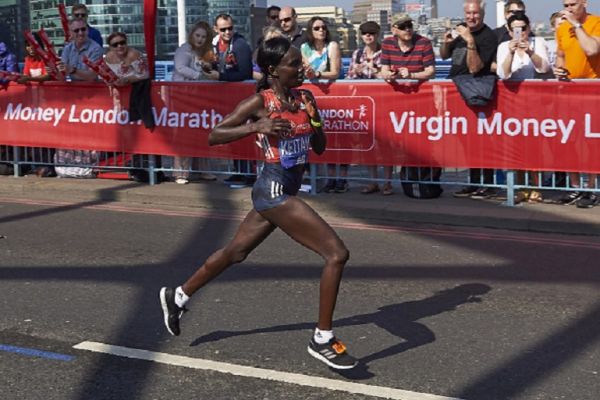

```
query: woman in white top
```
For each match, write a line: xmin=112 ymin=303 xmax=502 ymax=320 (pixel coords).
xmin=171 ymin=21 xmax=219 ymax=183
xmin=497 ymin=13 xmax=550 ymax=80
xmin=496 ymin=13 xmax=550 ymax=203
xmin=104 ymin=32 xmax=148 ymax=85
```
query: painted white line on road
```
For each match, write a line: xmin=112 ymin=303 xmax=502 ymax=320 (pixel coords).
xmin=74 ymin=341 xmax=463 ymax=400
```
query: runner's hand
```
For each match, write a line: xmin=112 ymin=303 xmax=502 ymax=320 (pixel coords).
xmin=255 ymin=114 xmax=292 ymax=137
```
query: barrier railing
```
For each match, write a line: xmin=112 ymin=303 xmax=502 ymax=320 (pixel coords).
xmin=1 ymin=79 xmax=599 ymax=205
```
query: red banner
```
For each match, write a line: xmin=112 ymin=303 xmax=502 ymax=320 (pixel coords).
xmin=1 ymin=80 xmax=600 ymax=173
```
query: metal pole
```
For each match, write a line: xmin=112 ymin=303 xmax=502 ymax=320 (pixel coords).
xmin=148 ymin=155 xmax=156 ymax=186
xmin=504 ymin=170 xmax=515 ymax=207
xmin=12 ymin=146 xmax=20 ymax=177
xmin=177 ymin=0 xmax=186 ymax=46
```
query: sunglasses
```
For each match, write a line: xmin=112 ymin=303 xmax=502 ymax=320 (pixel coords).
xmin=395 ymin=22 xmax=413 ymax=31
xmin=313 ymin=25 xmax=327 ymax=31
xmin=280 ymin=17 xmax=293 ymax=23
xmin=219 ymin=26 xmax=233 ymax=32
xmin=362 ymin=31 xmax=377 ymax=36
xmin=73 ymin=13 xmax=87 ymax=18
xmin=563 ymin=2 xmax=578 ymax=7
xmin=268 ymin=15 xmax=279 ymax=20
xmin=73 ymin=27 xmax=87 ymax=33
xmin=110 ymin=40 xmax=127 ymax=47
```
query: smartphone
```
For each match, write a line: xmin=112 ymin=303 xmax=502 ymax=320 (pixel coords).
xmin=513 ymin=26 xmax=522 ymax=41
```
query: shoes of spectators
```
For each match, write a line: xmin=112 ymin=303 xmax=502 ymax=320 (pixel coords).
xmin=381 ymin=183 xmax=393 ymax=196
xmin=553 ymin=191 xmax=582 ymax=205
xmin=361 ymin=184 xmax=380 ymax=194
xmin=195 ymin=172 xmax=217 ymax=181
xmin=223 ymin=174 xmax=246 ymax=185
xmin=514 ymin=190 xmax=529 ymax=204
xmin=575 ymin=193 xmax=598 ymax=208
xmin=320 ymin=180 xmax=337 ymax=193
xmin=334 ymin=179 xmax=349 ymax=193
xmin=175 ymin=177 xmax=189 ymax=185
xmin=453 ymin=186 xmax=478 ymax=198
xmin=470 ymin=187 xmax=498 ymax=199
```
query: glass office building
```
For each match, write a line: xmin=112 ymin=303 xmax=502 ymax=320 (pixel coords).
xmin=0 ymin=0 xmax=30 ymax=61
xmin=28 ymin=1 xmax=251 ymax=60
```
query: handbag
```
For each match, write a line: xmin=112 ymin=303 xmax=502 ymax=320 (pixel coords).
xmin=451 ymin=74 xmax=497 ymax=107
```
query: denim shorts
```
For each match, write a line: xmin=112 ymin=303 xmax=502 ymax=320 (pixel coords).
xmin=252 ymin=163 xmax=304 ymax=212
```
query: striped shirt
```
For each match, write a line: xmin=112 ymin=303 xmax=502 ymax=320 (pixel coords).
xmin=380 ymin=34 xmax=434 ymax=72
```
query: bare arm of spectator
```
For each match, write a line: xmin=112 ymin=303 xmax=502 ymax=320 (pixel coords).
xmin=320 ymin=41 xmax=341 ymax=80
xmin=560 ymin=10 xmax=600 ymax=57
xmin=410 ymin=65 xmax=435 ymax=80
xmin=553 ymin=48 xmax=568 ymax=77
xmin=457 ymin=25 xmax=484 ymax=74
xmin=498 ymin=40 xmax=516 ymax=79
xmin=526 ymin=38 xmax=550 ymax=73
xmin=439 ymin=32 xmax=455 ymax=60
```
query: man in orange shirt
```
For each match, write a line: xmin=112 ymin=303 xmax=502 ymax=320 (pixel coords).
xmin=554 ymin=0 xmax=600 ymax=208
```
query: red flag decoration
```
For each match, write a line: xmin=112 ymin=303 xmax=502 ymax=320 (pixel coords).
xmin=143 ymin=0 xmax=157 ymax=79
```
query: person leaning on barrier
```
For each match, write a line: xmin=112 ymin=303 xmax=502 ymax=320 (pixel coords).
xmin=301 ymin=17 xmax=344 ymax=193
xmin=71 ymin=3 xmax=103 ymax=47
xmin=496 ymin=13 xmax=550 ymax=204
xmin=0 ymin=41 xmax=17 ymax=86
xmin=552 ymin=0 xmax=600 ymax=208
xmin=213 ymin=14 xmax=255 ymax=188
xmin=347 ymin=22 xmax=392 ymax=196
xmin=171 ymin=21 xmax=219 ymax=184
xmin=105 ymin=32 xmax=149 ymax=86
xmin=18 ymin=33 xmax=51 ymax=84
xmin=440 ymin=0 xmax=498 ymax=200
xmin=53 ymin=18 xmax=102 ymax=82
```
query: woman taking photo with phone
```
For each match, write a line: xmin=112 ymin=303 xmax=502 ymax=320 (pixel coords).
xmin=160 ymin=37 xmax=358 ymax=370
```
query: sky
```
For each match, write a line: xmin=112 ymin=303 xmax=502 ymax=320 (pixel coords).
xmin=271 ymin=1 xmax=600 ymax=25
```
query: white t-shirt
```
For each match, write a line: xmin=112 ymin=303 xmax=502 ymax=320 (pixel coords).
xmin=496 ymin=36 xmax=550 ymax=80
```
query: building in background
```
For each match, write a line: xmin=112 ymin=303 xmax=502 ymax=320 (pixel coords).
xmin=0 ymin=0 xmax=30 ymax=61
xmin=351 ymin=0 xmax=401 ymax=37
xmin=295 ymin=6 xmax=357 ymax=57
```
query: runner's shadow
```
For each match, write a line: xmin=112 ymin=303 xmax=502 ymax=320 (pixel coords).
xmin=190 ymin=283 xmax=491 ymax=370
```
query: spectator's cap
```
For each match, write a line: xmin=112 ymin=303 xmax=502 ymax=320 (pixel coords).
xmin=359 ymin=21 xmax=380 ymax=35
xmin=393 ymin=15 xmax=413 ymax=28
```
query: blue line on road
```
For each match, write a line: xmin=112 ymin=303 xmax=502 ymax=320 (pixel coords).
xmin=0 ymin=344 xmax=75 ymax=361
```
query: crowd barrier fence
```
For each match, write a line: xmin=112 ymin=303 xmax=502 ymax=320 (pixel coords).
xmin=1 ymin=79 xmax=599 ymax=206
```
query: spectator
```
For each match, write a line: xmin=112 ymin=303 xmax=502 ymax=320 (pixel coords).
xmin=546 ymin=12 xmax=565 ymax=70
xmin=105 ymin=32 xmax=149 ymax=86
xmin=253 ymin=25 xmax=285 ymax=81
xmin=17 ymin=33 xmax=51 ymax=84
xmin=52 ymin=18 xmax=103 ymax=179
xmin=255 ymin=6 xmax=282 ymax=50
xmin=497 ymin=13 xmax=550 ymax=203
xmin=71 ymin=3 xmax=103 ymax=47
xmin=301 ymin=17 xmax=343 ymax=192
xmin=55 ymin=18 xmax=102 ymax=81
xmin=381 ymin=15 xmax=435 ymax=81
xmin=212 ymin=14 xmax=255 ymax=187
xmin=0 ymin=41 xmax=17 ymax=86
xmin=346 ymin=22 xmax=391 ymax=195
xmin=171 ymin=21 xmax=218 ymax=184
xmin=553 ymin=0 xmax=600 ymax=208
xmin=278 ymin=6 xmax=306 ymax=48
xmin=440 ymin=0 xmax=498 ymax=199
xmin=493 ymin=0 xmax=527 ymax=44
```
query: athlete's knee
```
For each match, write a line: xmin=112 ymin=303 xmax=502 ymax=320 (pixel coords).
xmin=326 ymin=243 xmax=349 ymax=266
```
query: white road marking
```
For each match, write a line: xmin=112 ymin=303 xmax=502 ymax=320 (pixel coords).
xmin=74 ymin=341 xmax=463 ymax=400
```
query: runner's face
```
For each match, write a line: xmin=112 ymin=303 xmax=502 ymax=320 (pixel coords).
xmin=275 ymin=47 xmax=304 ymax=88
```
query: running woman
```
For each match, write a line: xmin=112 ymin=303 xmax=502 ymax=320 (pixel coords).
xmin=160 ymin=36 xmax=357 ymax=370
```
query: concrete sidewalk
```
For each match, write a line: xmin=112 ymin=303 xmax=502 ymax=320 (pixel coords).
xmin=0 ymin=176 xmax=598 ymax=236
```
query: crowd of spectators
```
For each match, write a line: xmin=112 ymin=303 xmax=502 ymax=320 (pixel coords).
xmin=1 ymin=1 xmax=599 ymax=207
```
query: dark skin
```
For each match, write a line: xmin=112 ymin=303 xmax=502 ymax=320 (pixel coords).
xmin=181 ymin=46 xmax=348 ymax=330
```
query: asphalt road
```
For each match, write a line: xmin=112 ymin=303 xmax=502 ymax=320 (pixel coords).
xmin=0 ymin=198 xmax=599 ymax=400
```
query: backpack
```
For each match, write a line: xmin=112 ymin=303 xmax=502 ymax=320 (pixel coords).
xmin=400 ymin=167 xmax=443 ymax=199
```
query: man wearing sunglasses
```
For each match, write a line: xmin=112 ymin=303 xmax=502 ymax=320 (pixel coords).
xmin=493 ymin=0 xmax=527 ymax=44
xmin=380 ymin=15 xmax=435 ymax=81
xmin=71 ymin=3 xmax=102 ymax=47
xmin=55 ymin=18 xmax=102 ymax=81
xmin=278 ymin=6 xmax=306 ymax=48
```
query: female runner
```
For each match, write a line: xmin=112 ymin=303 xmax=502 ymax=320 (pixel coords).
xmin=160 ymin=37 xmax=357 ymax=369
